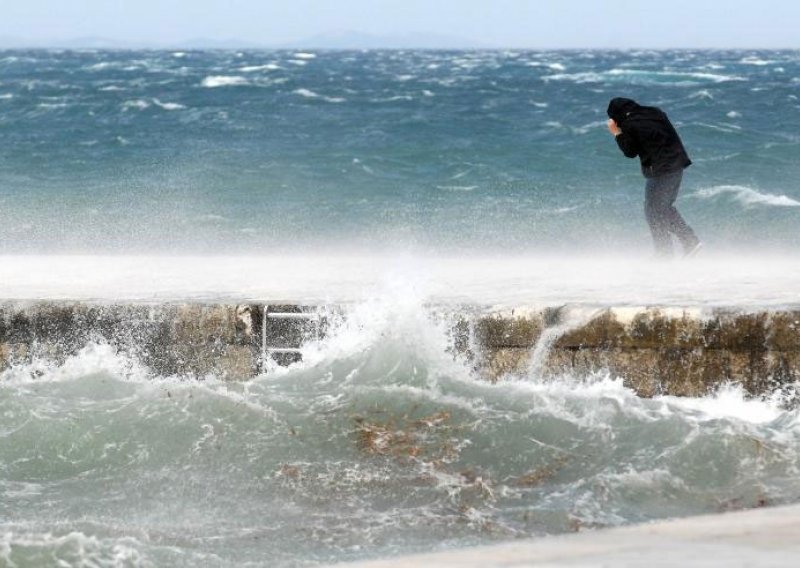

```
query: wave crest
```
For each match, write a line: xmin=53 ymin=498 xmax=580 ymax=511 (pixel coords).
xmin=694 ymin=185 xmax=800 ymax=208
xmin=200 ymin=75 xmax=249 ymax=88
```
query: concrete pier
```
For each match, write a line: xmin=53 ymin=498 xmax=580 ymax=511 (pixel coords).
xmin=329 ymin=503 xmax=800 ymax=567
xmin=1 ymin=301 xmax=799 ymax=398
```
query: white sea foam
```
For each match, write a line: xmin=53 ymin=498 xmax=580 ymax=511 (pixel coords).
xmin=689 ymin=89 xmax=714 ymax=99
xmin=195 ymin=213 xmax=229 ymax=222
xmin=201 ymin=75 xmax=249 ymax=88
xmin=660 ymin=383 xmax=783 ymax=424
xmin=152 ymin=98 xmax=186 ymax=111
xmin=293 ymin=52 xmax=317 ymax=60
xmin=293 ymin=88 xmax=346 ymax=103
xmin=0 ymin=93 xmax=13 ymax=100
xmin=121 ymin=99 xmax=150 ymax=111
xmin=573 ymin=120 xmax=607 ymax=134
xmin=239 ymin=63 xmax=281 ymax=72
xmin=99 ymin=85 xmax=125 ymax=92
xmin=436 ymin=185 xmax=478 ymax=192
xmin=370 ymin=95 xmax=414 ymax=103
xmin=0 ymin=531 xmax=147 ymax=568
xmin=694 ymin=185 xmax=800 ymax=208
xmin=739 ymin=56 xmax=775 ymax=66
xmin=543 ymin=69 xmax=745 ymax=85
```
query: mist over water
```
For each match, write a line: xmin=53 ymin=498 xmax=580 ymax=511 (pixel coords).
xmin=0 ymin=49 xmax=799 ymax=254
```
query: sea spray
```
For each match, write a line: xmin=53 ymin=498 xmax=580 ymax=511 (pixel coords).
xmin=527 ymin=306 xmax=602 ymax=379
xmin=4 ymin=297 xmax=800 ymax=565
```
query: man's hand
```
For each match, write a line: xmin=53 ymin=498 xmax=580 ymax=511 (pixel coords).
xmin=607 ymin=118 xmax=622 ymax=136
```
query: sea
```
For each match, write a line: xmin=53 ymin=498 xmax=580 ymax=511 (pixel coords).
xmin=1 ymin=49 xmax=800 ymax=567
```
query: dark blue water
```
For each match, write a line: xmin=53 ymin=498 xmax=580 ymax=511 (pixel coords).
xmin=0 ymin=49 xmax=798 ymax=254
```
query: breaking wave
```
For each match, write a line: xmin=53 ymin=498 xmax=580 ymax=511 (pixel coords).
xmin=543 ymin=69 xmax=745 ymax=85
xmin=3 ymin=295 xmax=800 ymax=566
xmin=694 ymin=185 xmax=800 ymax=208
xmin=201 ymin=75 xmax=250 ymax=88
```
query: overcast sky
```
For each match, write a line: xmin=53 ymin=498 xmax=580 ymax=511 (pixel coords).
xmin=2 ymin=0 xmax=799 ymax=48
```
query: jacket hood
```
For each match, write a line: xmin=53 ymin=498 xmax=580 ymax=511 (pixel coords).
xmin=607 ymin=97 xmax=641 ymax=125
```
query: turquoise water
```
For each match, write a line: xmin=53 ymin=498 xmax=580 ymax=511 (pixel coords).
xmin=0 ymin=49 xmax=798 ymax=253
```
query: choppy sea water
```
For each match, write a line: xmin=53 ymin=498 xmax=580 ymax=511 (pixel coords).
xmin=3 ymin=298 xmax=800 ymax=567
xmin=0 ymin=49 xmax=799 ymax=253
xmin=2 ymin=49 xmax=800 ymax=567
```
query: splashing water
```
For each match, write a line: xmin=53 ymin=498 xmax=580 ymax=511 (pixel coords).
xmin=2 ymin=296 xmax=800 ymax=567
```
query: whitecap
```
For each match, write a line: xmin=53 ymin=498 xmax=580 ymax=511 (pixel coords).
xmin=293 ymin=88 xmax=346 ymax=103
xmin=571 ymin=120 xmax=608 ymax=135
xmin=293 ymin=52 xmax=317 ymax=60
xmin=546 ymin=205 xmax=581 ymax=214
xmin=370 ymin=95 xmax=414 ymax=102
xmin=201 ymin=75 xmax=249 ymax=88
xmin=121 ymin=99 xmax=150 ymax=111
xmin=436 ymin=185 xmax=478 ymax=192
xmin=152 ymin=98 xmax=186 ymax=111
xmin=692 ymin=122 xmax=741 ymax=133
xmin=689 ymin=89 xmax=714 ymax=99
xmin=726 ymin=111 xmax=741 ymax=118
xmin=421 ymin=90 xmax=435 ymax=97
xmin=547 ymin=62 xmax=566 ymax=71
xmin=289 ymin=59 xmax=308 ymax=66
xmin=543 ymin=69 xmax=745 ymax=85
xmin=99 ymin=85 xmax=125 ymax=92
xmin=87 ymin=61 xmax=114 ymax=71
xmin=739 ymin=56 xmax=775 ymax=66
xmin=694 ymin=185 xmax=800 ymax=208
xmin=239 ymin=63 xmax=281 ymax=72
xmin=0 ymin=93 xmax=13 ymax=100
xmin=195 ymin=214 xmax=229 ymax=222
xmin=172 ymin=51 xmax=187 ymax=58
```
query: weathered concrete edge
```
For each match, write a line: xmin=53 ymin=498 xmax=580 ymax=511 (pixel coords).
xmin=1 ymin=301 xmax=799 ymax=399
xmin=326 ymin=503 xmax=800 ymax=567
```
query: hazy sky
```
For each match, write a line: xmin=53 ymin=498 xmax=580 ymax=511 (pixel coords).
xmin=2 ymin=0 xmax=799 ymax=48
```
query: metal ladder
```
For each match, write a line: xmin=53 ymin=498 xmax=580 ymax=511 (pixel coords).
xmin=260 ymin=306 xmax=323 ymax=367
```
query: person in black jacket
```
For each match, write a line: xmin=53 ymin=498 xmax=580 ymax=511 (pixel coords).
xmin=607 ymin=97 xmax=701 ymax=258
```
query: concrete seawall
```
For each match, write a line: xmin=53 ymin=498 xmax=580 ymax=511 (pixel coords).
xmin=1 ymin=301 xmax=799 ymax=397
xmin=329 ymin=502 xmax=800 ymax=568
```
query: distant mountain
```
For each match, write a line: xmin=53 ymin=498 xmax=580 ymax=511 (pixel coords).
xmin=0 ymin=35 xmax=137 ymax=49
xmin=0 ymin=31 xmax=489 ymax=51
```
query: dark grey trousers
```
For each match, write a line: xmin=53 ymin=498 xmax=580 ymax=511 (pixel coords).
xmin=644 ymin=170 xmax=699 ymax=256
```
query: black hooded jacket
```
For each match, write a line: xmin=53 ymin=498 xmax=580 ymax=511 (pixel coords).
xmin=607 ymin=97 xmax=691 ymax=178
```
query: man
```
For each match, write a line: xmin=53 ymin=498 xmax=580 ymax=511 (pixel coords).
xmin=607 ymin=97 xmax=701 ymax=258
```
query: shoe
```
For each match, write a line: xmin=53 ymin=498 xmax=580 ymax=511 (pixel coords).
xmin=684 ymin=241 xmax=703 ymax=258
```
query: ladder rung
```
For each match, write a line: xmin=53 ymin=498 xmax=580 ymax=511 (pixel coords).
xmin=266 ymin=312 xmax=320 ymax=320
